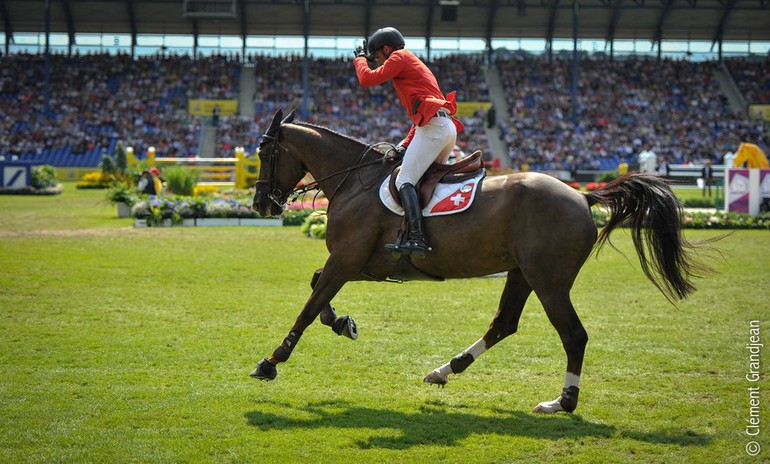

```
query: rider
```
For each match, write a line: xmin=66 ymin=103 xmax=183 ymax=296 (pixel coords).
xmin=353 ymin=26 xmax=463 ymax=258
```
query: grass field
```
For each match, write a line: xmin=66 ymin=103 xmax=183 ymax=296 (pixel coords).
xmin=0 ymin=183 xmax=768 ymax=463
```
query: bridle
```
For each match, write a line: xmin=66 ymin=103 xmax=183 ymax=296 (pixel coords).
xmin=254 ymin=133 xmax=288 ymax=208
xmin=255 ymin=128 xmax=399 ymax=209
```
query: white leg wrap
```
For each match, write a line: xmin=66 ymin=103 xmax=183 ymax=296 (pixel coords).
xmin=564 ymin=372 xmax=580 ymax=389
xmin=425 ymin=338 xmax=489 ymax=386
xmin=464 ymin=338 xmax=487 ymax=360
xmin=436 ymin=362 xmax=453 ymax=378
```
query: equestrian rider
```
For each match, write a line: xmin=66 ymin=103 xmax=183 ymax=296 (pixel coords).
xmin=353 ymin=27 xmax=464 ymax=258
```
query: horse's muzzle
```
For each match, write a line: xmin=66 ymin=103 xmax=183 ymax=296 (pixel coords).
xmin=253 ymin=191 xmax=284 ymax=217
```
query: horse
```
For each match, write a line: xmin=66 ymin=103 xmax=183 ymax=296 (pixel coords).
xmin=250 ymin=108 xmax=711 ymax=414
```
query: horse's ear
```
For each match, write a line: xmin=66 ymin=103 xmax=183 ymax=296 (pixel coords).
xmin=281 ymin=109 xmax=296 ymax=125
xmin=266 ymin=108 xmax=283 ymax=135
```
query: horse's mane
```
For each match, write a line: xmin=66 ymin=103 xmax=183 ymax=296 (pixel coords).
xmin=293 ymin=121 xmax=369 ymax=147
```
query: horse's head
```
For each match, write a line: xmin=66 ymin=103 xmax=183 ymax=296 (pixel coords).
xmin=253 ymin=108 xmax=305 ymax=217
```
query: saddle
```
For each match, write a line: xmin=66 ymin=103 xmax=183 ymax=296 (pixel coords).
xmin=388 ymin=150 xmax=485 ymax=207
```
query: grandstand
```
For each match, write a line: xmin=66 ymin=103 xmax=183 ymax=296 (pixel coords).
xmin=0 ymin=0 xmax=768 ymax=179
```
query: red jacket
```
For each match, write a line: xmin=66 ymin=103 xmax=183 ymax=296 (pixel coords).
xmin=354 ymin=49 xmax=463 ymax=146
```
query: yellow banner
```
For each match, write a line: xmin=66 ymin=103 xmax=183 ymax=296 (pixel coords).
xmin=455 ymin=101 xmax=492 ymax=118
xmin=188 ymin=99 xmax=238 ymax=116
xmin=748 ymin=105 xmax=770 ymax=121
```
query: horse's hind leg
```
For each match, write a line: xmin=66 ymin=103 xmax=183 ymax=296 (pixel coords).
xmin=424 ymin=268 xmax=532 ymax=386
xmin=531 ymin=290 xmax=587 ymax=414
xmin=312 ymin=268 xmax=358 ymax=340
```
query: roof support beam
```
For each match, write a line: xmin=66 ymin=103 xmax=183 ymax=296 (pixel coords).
xmin=239 ymin=0 xmax=247 ymax=58
xmin=711 ymin=0 xmax=737 ymax=61
xmin=545 ymin=0 xmax=561 ymax=62
xmin=0 ymin=0 xmax=13 ymax=55
xmin=605 ymin=0 xmax=623 ymax=58
xmin=192 ymin=20 xmax=198 ymax=58
xmin=484 ymin=0 xmax=499 ymax=58
xmin=126 ymin=0 xmax=137 ymax=57
xmin=62 ymin=0 xmax=76 ymax=55
xmin=363 ymin=0 xmax=372 ymax=40
xmin=652 ymin=0 xmax=674 ymax=53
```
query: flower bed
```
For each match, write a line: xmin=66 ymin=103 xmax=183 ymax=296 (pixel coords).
xmin=126 ymin=190 xmax=318 ymax=227
xmin=591 ymin=208 xmax=770 ymax=230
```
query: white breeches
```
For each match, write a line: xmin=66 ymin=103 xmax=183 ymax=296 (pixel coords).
xmin=394 ymin=116 xmax=457 ymax=189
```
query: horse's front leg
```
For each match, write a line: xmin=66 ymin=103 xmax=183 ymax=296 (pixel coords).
xmin=313 ymin=268 xmax=358 ymax=340
xmin=250 ymin=266 xmax=349 ymax=381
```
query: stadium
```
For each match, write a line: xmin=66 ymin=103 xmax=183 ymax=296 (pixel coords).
xmin=1 ymin=0 xmax=768 ymax=180
xmin=1 ymin=2 xmax=769 ymax=463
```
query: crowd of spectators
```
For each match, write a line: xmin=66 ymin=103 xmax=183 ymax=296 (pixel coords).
xmin=2 ymin=49 xmax=768 ymax=176
xmin=247 ymin=53 xmax=490 ymax=156
xmin=725 ymin=57 xmax=770 ymax=105
xmin=0 ymin=51 xmax=240 ymax=159
xmin=497 ymin=54 xmax=768 ymax=171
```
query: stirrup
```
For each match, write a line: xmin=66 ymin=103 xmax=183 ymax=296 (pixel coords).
xmin=386 ymin=238 xmax=431 ymax=258
xmin=400 ymin=239 xmax=431 ymax=258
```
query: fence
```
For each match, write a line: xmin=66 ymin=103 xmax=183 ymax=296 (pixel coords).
xmin=127 ymin=146 xmax=260 ymax=189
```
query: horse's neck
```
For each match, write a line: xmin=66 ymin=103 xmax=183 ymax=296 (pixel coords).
xmin=287 ymin=124 xmax=371 ymax=190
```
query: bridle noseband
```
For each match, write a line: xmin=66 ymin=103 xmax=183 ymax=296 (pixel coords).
xmin=255 ymin=133 xmax=289 ymax=208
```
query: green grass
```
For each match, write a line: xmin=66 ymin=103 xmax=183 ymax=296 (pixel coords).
xmin=0 ymin=184 xmax=768 ymax=463
xmin=671 ymin=186 xmax=721 ymax=208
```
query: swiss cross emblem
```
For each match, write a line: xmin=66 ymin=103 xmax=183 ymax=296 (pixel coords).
xmin=450 ymin=193 xmax=465 ymax=206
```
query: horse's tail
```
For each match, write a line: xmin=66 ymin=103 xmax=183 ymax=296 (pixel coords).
xmin=585 ymin=174 xmax=714 ymax=303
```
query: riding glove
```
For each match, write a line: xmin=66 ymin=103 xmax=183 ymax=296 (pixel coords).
xmin=353 ymin=40 xmax=367 ymax=59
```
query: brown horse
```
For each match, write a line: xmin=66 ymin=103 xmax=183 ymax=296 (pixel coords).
xmin=250 ymin=109 xmax=711 ymax=413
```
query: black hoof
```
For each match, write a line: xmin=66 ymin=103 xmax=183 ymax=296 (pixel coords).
xmin=249 ymin=358 xmax=277 ymax=381
xmin=332 ymin=315 xmax=358 ymax=340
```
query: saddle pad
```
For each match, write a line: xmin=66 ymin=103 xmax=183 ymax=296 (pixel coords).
xmin=378 ymin=171 xmax=486 ymax=217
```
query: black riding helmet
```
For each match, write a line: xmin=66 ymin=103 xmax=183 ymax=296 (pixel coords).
xmin=366 ymin=27 xmax=406 ymax=59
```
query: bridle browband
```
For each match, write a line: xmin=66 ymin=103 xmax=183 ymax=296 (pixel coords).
xmin=256 ymin=130 xmax=398 ymax=209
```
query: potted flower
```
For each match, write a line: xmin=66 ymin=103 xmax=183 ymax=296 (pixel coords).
xmin=106 ymin=181 xmax=137 ymax=218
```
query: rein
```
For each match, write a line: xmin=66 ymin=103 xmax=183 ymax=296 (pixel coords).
xmin=259 ymin=135 xmax=398 ymax=209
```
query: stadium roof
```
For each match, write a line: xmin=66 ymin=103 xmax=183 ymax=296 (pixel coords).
xmin=1 ymin=0 xmax=769 ymax=48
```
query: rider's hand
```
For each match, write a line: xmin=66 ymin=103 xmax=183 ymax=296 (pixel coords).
xmin=395 ymin=144 xmax=406 ymax=157
xmin=353 ymin=40 xmax=367 ymax=59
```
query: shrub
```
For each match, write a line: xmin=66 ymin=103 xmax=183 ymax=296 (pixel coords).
xmin=76 ymin=171 xmax=111 ymax=189
xmin=597 ymin=171 xmax=619 ymax=183
xmin=105 ymin=182 xmax=137 ymax=207
xmin=31 ymin=165 xmax=58 ymax=189
xmin=300 ymin=211 xmax=327 ymax=239
xmin=164 ymin=166 xmax=200 ymax=196
xmin=193 ymin=185 xmax=217 ymax=197
xmin=100 ymin=155 xmax=117 ymax=176
xmin=114 ymin=142 xmax=128 ymax=176
xmin=682 ymin=197 xmax=716 ymax=208
xmin=282 ymin=209 xmax=312 ymax=226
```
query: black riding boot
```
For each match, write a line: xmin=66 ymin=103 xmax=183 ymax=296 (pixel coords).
xmin=386 ymin=183 xmax=431 ymax=258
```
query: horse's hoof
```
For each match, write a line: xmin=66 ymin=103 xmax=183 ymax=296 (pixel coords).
xmin=532 ymin=396 xmax=565 ymax=414
xmin=332 ymin=316 xmax=358 ymax=340
xmin=423 ymin=370 xmax=448 ymax=387
xmin=249 ymin=358 xmax=277 ymax=381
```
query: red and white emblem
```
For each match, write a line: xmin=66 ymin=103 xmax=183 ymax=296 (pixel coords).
xmin=430 ymin=183 xmax=476 ymax=214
